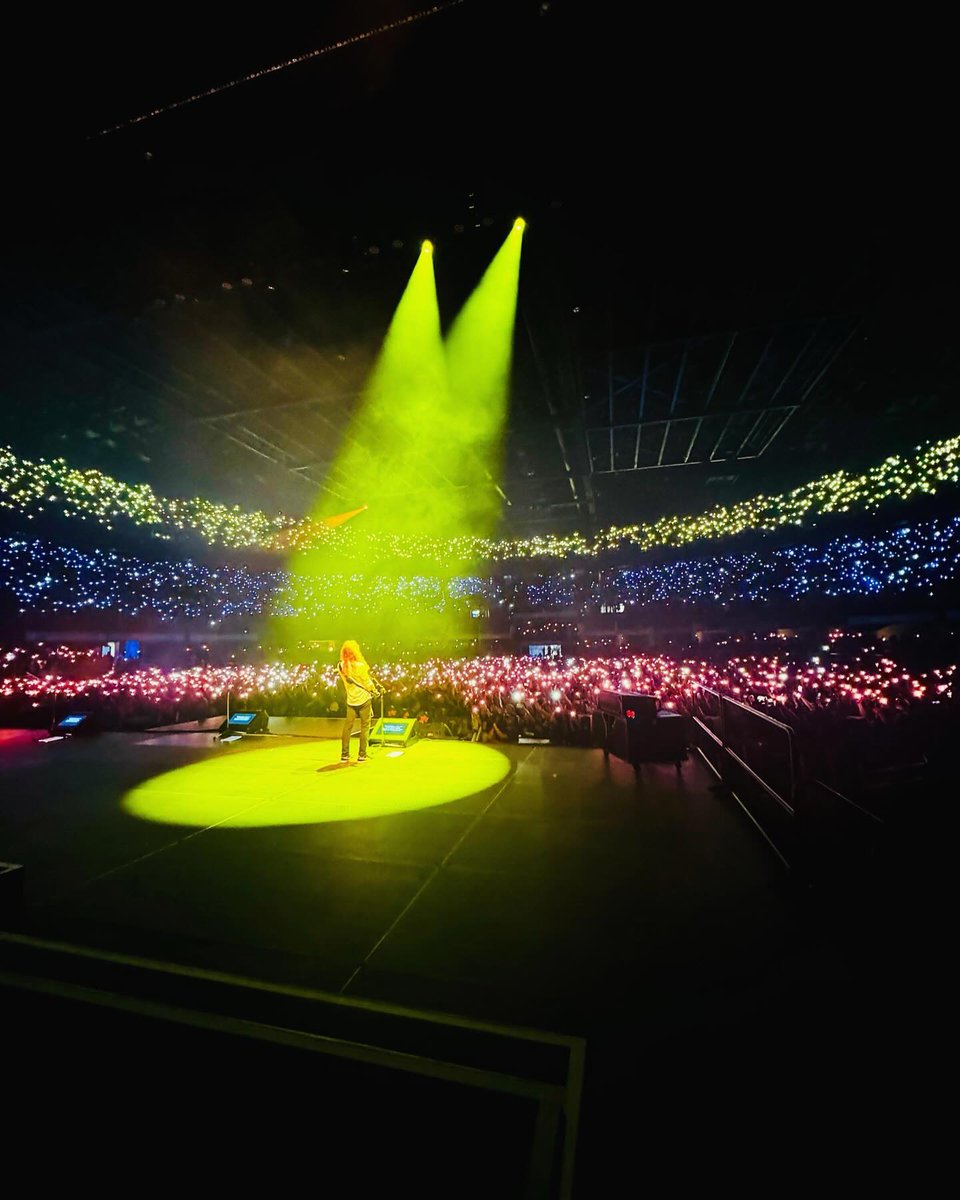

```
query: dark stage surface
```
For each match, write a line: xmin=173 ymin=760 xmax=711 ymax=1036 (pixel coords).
xmin=2 ymin=732 xmax=785 ymax=1006
xmin=0 ymin=730 xmax=940 ymax=1191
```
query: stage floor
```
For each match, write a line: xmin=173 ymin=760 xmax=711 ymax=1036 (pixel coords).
xmin=1 ymin=731 xmax=785 ymax=1008
xmin=0 ymin=728 xmax=918 ymax=1189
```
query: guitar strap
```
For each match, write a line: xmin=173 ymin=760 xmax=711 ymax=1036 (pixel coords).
xmin=339 ymin=663 xmax=379 ymax=700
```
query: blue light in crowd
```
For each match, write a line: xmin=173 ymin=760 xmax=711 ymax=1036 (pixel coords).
xmin=1 ymin=514 xmax=960 ymax=620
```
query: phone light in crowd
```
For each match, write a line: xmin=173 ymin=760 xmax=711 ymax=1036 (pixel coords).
xmin=511 ymin=690 xmax=524 ymax=702
xmin=550 ymin=689 xmax=562 ymax=700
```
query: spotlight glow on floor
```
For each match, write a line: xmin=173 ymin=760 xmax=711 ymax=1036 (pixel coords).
xmin=122 ymin=739 xmax=511 ymax=828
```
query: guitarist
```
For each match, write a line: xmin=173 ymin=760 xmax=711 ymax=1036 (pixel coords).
xmin=338 ymin=640 xmax=383 ymax=763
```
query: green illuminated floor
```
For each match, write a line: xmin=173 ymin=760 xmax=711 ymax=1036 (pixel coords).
xmin=123 ymin=738 xmax=511 ymax=827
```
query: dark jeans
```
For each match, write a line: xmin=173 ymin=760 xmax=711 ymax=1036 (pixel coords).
xmin=342 ymin=700 xmax=372 ymax=757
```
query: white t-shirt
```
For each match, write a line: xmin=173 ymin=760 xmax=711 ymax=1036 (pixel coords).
xmin=339 ymin=661 xmax=375 ymax=707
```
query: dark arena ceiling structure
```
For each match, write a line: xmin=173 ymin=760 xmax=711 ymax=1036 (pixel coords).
xmin=1 ymin=2 xmax=954 ymax=546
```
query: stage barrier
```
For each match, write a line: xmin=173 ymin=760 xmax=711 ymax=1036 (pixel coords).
xmin=689 ymin=686 xmax=882 ymax=872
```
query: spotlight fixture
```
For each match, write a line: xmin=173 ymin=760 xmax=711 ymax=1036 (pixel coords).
xmin=421 ymin=239 xmax=434 ymax=254
xmin=513 ymin=217 xmax=526 ymax=232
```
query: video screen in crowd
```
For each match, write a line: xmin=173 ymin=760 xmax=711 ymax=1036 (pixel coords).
xmin=529 ymin=644 xmax=562 ymax=659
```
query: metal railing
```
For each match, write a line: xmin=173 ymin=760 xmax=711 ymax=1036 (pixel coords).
xmin=689 ymin=686 xmax=885 ymax=872
xmin=0 ymin=930 xmax=584 ymax=1199
xmin=689 ymin=685 xmax=797 ymax=866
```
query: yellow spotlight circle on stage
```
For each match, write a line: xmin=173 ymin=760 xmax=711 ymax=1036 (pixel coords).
xmin=122 ymin=739 xmax=511 ymax=828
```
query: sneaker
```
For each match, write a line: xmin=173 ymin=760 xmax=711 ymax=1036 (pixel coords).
xmin=357 ymin=754 xmax=367 ymax=763
xmin=340 ymin=754 xmax=349 ymax=763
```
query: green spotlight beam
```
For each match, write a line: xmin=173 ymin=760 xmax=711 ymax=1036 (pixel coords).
xmin=273 ymin=225 xmax=523 ymax=653
xmin=276 ymin=242 xmax=462 ymax=648
xmin=313 ymin=241 xmax=452 ymax=518
xmin=443 ymin=217 xmax=525 ymax=534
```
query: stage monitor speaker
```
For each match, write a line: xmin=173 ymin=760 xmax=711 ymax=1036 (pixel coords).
xmin=219 ymin=709 xmax=270 ymax=735
xmin=56 ymin=712 xmax=100 ymax=736
xmin=368 ymin=717 xmax=419 ymax=747
xmin=650 ymin=711 xmax=688 ymax=761
xmin=619 ymin=694 xmax=658 ymax=723
xmin=597 ymin=691 xmax=657 ymax=722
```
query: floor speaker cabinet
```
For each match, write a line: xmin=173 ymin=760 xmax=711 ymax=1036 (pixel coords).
xmin=56 ymin=712 xmax=101 ymax=736
xmin=597 ymin=691 xmax=658 ymax=723
xmin=650 ymin=711 xmax=688 ymax=763
xmin=600 ymin=696 xmax=689 ymax=770
xmin=219 ymin=710 xmax=270 ymax=736
xmin=368 ymin=717 xmax=420 ymax=746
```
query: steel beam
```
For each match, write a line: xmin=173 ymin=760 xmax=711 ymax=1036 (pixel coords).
xmin=656 ymin=420 xmax=671 ymax=466
xmin=731 ymin=335 xmax=773 ymax=410
xmin=709 ymin=413 xmax=735 ymax=461
xmin=734 ymin=410 xmax=768 ymax=458
xmin=746 ymin=405 xmax=799 ymax=459
xmin=704 ymin=332 xmax=736 ymax=411
xmin=684 ymin=415 xmax=704 ymax=463
xmin=767 ymin=326 xmax=819 ymax=405
xmin=554 ymin=427 xmax=582 ymax=507
xmin=796 ymin=320 xmax=862 ymax=404
xmin=669 ymin=344 xmax=688 ymax=415
xmin=588 ymin=458 xmax=705 ymax=475
xmin=638 ymin=347 xmax=650 ymax=422
xmin=522 ymin=304 xmax=589 ymax=522
xmin=192 ymin=393 xmax=356 ymax=423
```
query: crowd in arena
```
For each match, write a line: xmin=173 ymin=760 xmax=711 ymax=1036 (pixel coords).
xmin=3 ymin=433 xmax=959 ymax=557
xmin=3 ymin=430 xmax=960 ymax=810
xmin=2 ymin=633 xmax=955 ymax=803
xmin=3 ymin=512 xmax=960 ymax=622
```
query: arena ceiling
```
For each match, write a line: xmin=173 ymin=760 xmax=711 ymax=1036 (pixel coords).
xmin=1 ymin=2 xmax=954 ymax=542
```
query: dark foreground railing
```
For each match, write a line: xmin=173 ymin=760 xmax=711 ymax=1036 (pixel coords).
xmin=0 ymin=931 xmax=584 ymax=1199
xmin=689 ymin=686 xmax=883 ymax=873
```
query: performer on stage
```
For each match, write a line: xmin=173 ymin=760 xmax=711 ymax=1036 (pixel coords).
xmin=338 ymin=640 xmax=383 ymax=763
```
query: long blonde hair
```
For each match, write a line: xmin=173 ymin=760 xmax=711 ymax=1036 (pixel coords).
xmin=340 ymin=640 xmax=367 ymax=669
